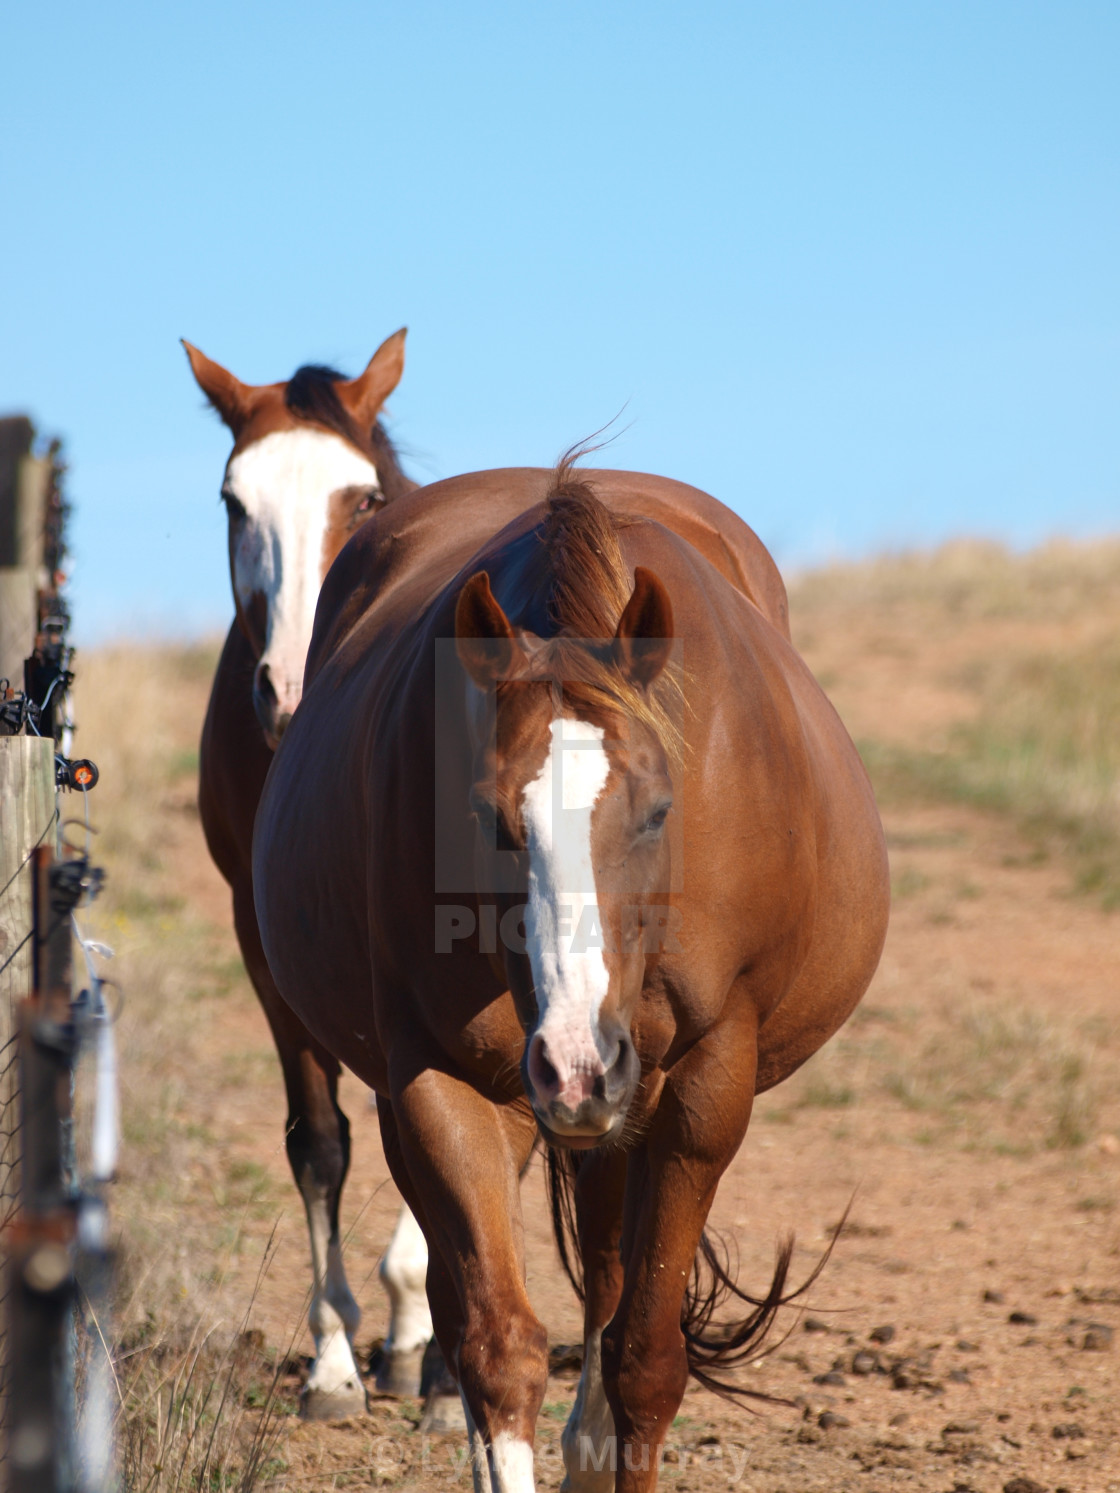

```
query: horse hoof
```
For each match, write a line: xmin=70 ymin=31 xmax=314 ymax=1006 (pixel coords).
xmin=419 ymin=1390 xmax=467 ymax=1434
xmin=560 ymin=1471 xmax=614 ymax=1493
xmin=373 ymin=1346 xmax=425 ymax=1398
xmin=299 ymin=1379 xmax=369 ymax=1421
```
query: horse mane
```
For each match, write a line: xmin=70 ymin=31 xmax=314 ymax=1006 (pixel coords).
xmin=525 ymin=451 xmax=684 ymax=763
xmin=285 ymin=364 xmax=416 ymax=501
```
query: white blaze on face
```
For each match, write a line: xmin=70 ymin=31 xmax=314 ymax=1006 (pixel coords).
xmin=224 ymin=427 xmax=380 ymax=717
xmin=521 ymin=717 xmax=612 ymax=1099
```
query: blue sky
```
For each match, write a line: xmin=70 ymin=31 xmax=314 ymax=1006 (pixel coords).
xmin=3 ymin=2 xmax=1117 ymax=640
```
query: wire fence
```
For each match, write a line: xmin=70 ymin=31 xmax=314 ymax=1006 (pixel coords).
xmin=1 ymin=419 xmax=117 ymax=1492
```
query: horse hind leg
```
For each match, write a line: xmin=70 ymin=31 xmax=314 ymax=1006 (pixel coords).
xmin=375 ymin=1203 xmax=432 ymax=1394
xmin=563 ymin=1329 xmax=617 ymax=1493
xmin=232 ymin=883 xmax=366 ymax=1418
xmin=287 ymin=1088 xmax=368 ymax=1420
xmin=377 ymin=1195 xmax=465 ymax=1430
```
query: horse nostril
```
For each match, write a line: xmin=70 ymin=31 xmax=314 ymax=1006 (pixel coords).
xmin=255 ymin=662 xmax=278 ymax=704
xmin=539 ymin=1049 xmax=559 ymax=1089
xmin=252 ymin=663 xmax=285 ymax=740
xmin=527 ymin=1033 xmax=559 ymax=1100
xmin=603 ymin=1032 xmax=637 ymax=1101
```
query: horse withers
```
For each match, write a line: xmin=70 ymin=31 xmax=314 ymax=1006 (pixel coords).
xmin=253 ymin=461 xmax=889 ymax=1490
xmin=185 ymin=330 xmax=444 ymax=1418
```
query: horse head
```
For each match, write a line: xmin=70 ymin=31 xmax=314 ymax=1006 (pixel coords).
xmin=456 ymin=562 xmax=677 ymax=1149
xmin=183 ymin=329 xmax=407 ymax=744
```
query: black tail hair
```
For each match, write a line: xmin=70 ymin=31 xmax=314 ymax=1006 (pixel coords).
xmin=546 ymin=1143 xmax=847 ymax=1403
xmin=546 ymin=1145 xmax=585 ymax=1303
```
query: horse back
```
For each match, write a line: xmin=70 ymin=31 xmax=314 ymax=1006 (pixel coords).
xmin=304 ymin=467 xmax=790 ymax=691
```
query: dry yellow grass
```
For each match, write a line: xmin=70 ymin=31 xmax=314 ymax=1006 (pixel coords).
xmin=790 ymin=535 xmax=1120 ymax=620
xmin=71 ymin=642 xmax=300 ymax=1487
xmin=791 ymin=538 xmax=1120 ymax=905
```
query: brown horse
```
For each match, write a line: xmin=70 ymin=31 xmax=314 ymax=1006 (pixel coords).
xmin=253 ymin=461 xmax=889 ymax=1489
xmin=185 ymin=330 xmax=446 ymax=1418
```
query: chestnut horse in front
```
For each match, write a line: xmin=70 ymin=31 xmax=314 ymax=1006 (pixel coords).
xmin=253 ymin=461 xmax=889 ymax=1490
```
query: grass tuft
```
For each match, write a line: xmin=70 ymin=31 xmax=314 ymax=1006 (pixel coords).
xmin=859 ymin=634 xmax=1120 ymax=907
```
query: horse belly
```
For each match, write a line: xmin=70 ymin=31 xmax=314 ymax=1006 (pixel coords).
xmin=253 ymin=717 xmax=386 ymax=1092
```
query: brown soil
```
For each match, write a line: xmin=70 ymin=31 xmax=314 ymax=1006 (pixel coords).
xmin=91 ymin=565 xmax=1120 ymax=1491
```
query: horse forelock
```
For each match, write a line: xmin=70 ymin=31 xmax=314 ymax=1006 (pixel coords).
xmin=282 ymin=364 xmax=412 ymax=498
xmin=517 ymin=464 xmax=684 ymax=767
xmin=285 ymin=364 xmax=361 ymax=442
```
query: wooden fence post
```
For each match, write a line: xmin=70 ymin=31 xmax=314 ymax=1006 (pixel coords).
xmin=5 ymin=843 xmax=81 ymax=1493
xmin=0 ymin=736 xmax=57 ymax=1484
xmin=0 ymin=738 xmax=56 ymax=1204
xmin=1 ymin=410 xmax=57 ymax=1230
xmin=0 ymin=417 xmax=49 ymax=690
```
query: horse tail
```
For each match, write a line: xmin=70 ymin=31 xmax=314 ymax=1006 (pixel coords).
xmin=548 ymin=1142 xmax=845 ymax=1402
xmin=681 ymin=1207 xmax=847 ymax=1404
xmin=545 ymin=1144 xmax=585 ymax=1303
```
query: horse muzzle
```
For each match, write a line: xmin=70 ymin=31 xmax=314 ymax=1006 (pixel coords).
xmin=524 ymin=1027 xmax=640 ymax=1147
xmin=253 ymin=660 xmax=296 ymax=747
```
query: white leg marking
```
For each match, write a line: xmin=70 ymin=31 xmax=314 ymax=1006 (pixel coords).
xmin=379 ymin=1203 xmax=433 ymax=1354
xmin=561 ymin=1329 xmax=616 ymax=1493
xmin=489 ymin=1431 xmax=536 ymax=1493
xmin=303 ymin=1188 xmax=364 ymax=1399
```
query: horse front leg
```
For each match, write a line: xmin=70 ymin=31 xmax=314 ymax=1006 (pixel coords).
xmin=232 ymin=881 xmax=366 ymax=1419
xmin=602 ymin=1023 xmax=759 ymax=1492
xmin=386 ymin=1056 xmax=548 ymax=1493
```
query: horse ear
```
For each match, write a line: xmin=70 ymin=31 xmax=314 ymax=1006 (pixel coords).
xmin=181 ymin=340 xmax=255 ymax=435
xmin=337 ymin=327 xmax=407 ymax=430
xmin=614 ymin=567 xmax=674 ymax=688
xmin=456 ymin=571 xmax=518 ymax=689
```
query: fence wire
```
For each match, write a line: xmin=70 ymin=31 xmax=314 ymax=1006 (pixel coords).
xmin=2 ymin=428 xmax=117 ymax=1491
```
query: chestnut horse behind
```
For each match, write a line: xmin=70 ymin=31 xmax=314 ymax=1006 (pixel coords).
xmin=185 ymin=331 xmax=442 ymax=1417
xmin=254 ymin=462 xmax=889 ymax=1490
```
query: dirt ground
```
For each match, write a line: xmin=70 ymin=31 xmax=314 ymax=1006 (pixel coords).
xmin=81 ymin=548 xmax=1120 ymax=1491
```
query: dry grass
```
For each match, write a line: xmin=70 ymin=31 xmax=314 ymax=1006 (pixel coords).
xmin=767 ymin=996 xmax=1111 ymax=1156
xmin=71 ymin=640 xmax=297 ymax=1490
xmin=791 ymin=535 xmax=1120 ymax=621
xmin=869 ymin=636 xmax=1120 ymax=903
xmin=791 ymin=539 xmax=1120 ymax=905
xmin=113 ymin=1287 xmax=290 ymax=1493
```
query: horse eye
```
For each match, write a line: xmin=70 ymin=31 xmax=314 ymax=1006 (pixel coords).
xmin=643 ymin=804 xmax=671 ymax=835
xmin=351 ymin=486 xmax=382 ymax=520
xmin=221 ymin=489 xmax=247 ymax=522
